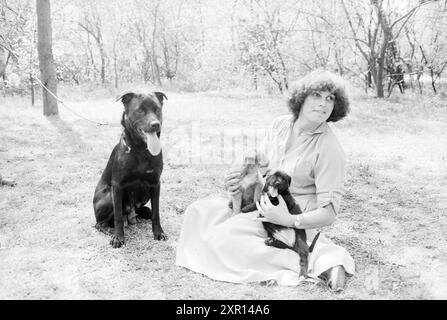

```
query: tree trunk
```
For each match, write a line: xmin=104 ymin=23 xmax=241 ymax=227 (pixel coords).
xmin=36 ymin=0 xmax=58 ymax=116
xmin=113 ymin=41 xmax=118 ymax=89
xmin=376 ymin=55 xmax=385 ymax=98
xmin=376 ymin=7 xmax=390 ymax=99
xmin=30 ymin=73 xmax=35 ymax=106
xmin=276 ymin=50 xmax=288 ymax=91
xmin=365 ymin=69 xmax=373 ymax=92
xmin=100 ymin=48 xmax=106 ymax=84
xmin=252 ymin=68 xmax=258 ymax=90
xmin=151 ymin=1 xmax=162 ymax=87
xmin=430 ymin=69 xmax=437 ymax=93
xmin=0 ymin=47 xmax=6 ymax=81
xmin=98 ymin=30 xmax=106 ymax=84
xmin=369 ymin=59 xmax=377 ymax=90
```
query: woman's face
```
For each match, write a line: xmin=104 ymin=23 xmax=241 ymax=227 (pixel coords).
xmin=299 ymin=90 xmax=335 ymax=125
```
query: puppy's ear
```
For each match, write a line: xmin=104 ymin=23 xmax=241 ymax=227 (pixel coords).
xmin=153 ymin=92 xmax=168 ymax=106
xmin=286 ymin=174 xmax=291 ymax=186
xmin=262 ymin=182 xmax=269 ymax=193
xmin=262 ymin=168 xmax=272 ymax=178
xmin=116 ymin=92 xmax=135 ymax=105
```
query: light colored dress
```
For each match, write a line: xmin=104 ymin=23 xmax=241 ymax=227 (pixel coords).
xmin=175 ymin=115 xmax=355 ymax=285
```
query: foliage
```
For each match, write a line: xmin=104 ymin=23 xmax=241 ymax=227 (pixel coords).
xmin=0 ymin=0 xmax=446 ymax=96
xmin=0 ymin=0 xmax=36 ymax=88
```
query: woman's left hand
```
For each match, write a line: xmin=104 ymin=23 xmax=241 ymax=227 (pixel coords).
xmin=256 ymin=194 xmax=295 ymax=227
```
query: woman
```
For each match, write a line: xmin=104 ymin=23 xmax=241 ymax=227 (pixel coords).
xmin=175 ymin=70 xmax=355 ymax=291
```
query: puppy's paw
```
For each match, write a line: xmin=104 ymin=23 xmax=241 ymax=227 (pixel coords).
xmin=127 ymin=211 xmax=137 ymax=225
xmin=110 ymin=235 xmax=124 ymax=248
xmin=264 ymin=238 xmax=274 ymax=246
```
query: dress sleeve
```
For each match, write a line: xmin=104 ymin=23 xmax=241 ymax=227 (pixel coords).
xmin=314 ymin=138 xmax=346 ymax=215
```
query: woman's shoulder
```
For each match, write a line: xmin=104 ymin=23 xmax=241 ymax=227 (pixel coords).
xmin=318 ymin=124 xmax=346 ymax=159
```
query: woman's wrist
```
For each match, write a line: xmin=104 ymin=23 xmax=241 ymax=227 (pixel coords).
xmin=293 ymin=215 xmax=302 ymax=229
xmin=293 ymin=205 xmax=336 ymax=229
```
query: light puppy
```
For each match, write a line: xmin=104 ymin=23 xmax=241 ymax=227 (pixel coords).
xmin=228 ymin=154 xmax=264 ymax=215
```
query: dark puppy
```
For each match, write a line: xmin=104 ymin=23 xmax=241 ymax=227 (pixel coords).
xmin=260 ymin=170 xmax=320 ymax=279
xmin=93 ymin=92 xmax=168 ymax=248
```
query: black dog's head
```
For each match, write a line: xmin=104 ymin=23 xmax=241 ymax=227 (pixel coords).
xmin=117 ymin=92 xmax=167 ymax=142
xmin=263 ymin=170 xmax=292 ymax=197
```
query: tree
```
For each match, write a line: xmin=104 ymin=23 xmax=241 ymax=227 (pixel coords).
xmin=36 ymin=0 xmax=58 ymax=115
xmin=340 ymin=0 xmax=432 ymax=97
xmin=405 ymin=0 xmax=447 ymax=93
xmin=78 ymin=4 xmax=107 ymax=85
xmin=237 ymin=0 xmax=299 ymax=93
xmin=0 ymin=0 xmax=33 ymax=83
xmin=3 ymin=0 xmax=442 ymax=97
xmin=0 ymin=46 xmax=6 ymax=80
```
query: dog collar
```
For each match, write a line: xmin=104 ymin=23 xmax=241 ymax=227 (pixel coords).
xmin=121 ymin=135 xmax=131 ymax=153
xmin=121 ymin=133 xmax=150 ymax=154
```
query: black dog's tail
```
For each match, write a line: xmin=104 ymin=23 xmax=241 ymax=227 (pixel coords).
xmin=309 ymin=232 xmax=321 ymax=252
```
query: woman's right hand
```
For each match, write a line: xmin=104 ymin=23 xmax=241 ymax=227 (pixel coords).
xmin=224 ymin=169 xmax=241 ymax=196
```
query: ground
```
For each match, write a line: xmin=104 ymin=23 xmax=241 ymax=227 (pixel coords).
xmin=0 ymin=88 xmax=446 ymax=299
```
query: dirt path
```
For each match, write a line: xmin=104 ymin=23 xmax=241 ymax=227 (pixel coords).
xmin=0 ymin=92 xmax=446 ymax=299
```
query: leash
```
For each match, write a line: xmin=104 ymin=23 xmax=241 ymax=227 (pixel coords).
xmin=33 ymin=76 xmax=110 ymax=126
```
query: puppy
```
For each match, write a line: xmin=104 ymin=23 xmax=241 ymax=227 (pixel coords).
xmin=259 ymin=170 xmax=320 ymax=279
xmin=228 ymin=154 xmax=264 ymax=215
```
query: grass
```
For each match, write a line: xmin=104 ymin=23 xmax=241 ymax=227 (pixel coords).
xmin=0 ymin=89 xmax=446 ymax=299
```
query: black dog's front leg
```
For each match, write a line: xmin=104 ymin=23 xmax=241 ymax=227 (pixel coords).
xmin=151 ymin=184 xmax=167 ymax=241
xmin=111 ymin=184 xmax=125 ymax=248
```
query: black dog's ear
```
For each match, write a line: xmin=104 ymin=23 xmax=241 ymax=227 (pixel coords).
xmin=153 ymin=92 xmax=168 ymax=105
xmin=116 ymin=92 xmax=135 ymax=105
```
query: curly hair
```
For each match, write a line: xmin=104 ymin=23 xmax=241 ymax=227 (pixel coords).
xmin=287 ymin=70 xmax=350 ymax=122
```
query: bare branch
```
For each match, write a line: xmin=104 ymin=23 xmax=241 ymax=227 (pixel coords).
xmin=390 ymin=1 xmax=434 ymax=42
xmin=0 ymin=42 xmax=18 ymax=60
xmin=78 ymin=22 xmax=99 ymax=42
xmin=340 ymin=0 xmax=370 ymax=61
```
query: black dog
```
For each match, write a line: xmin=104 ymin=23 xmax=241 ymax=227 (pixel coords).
xmin=258 ymin=170 xmax=320 ymax=278
xmin=93 ymin=92 xmax=168 ymax=248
